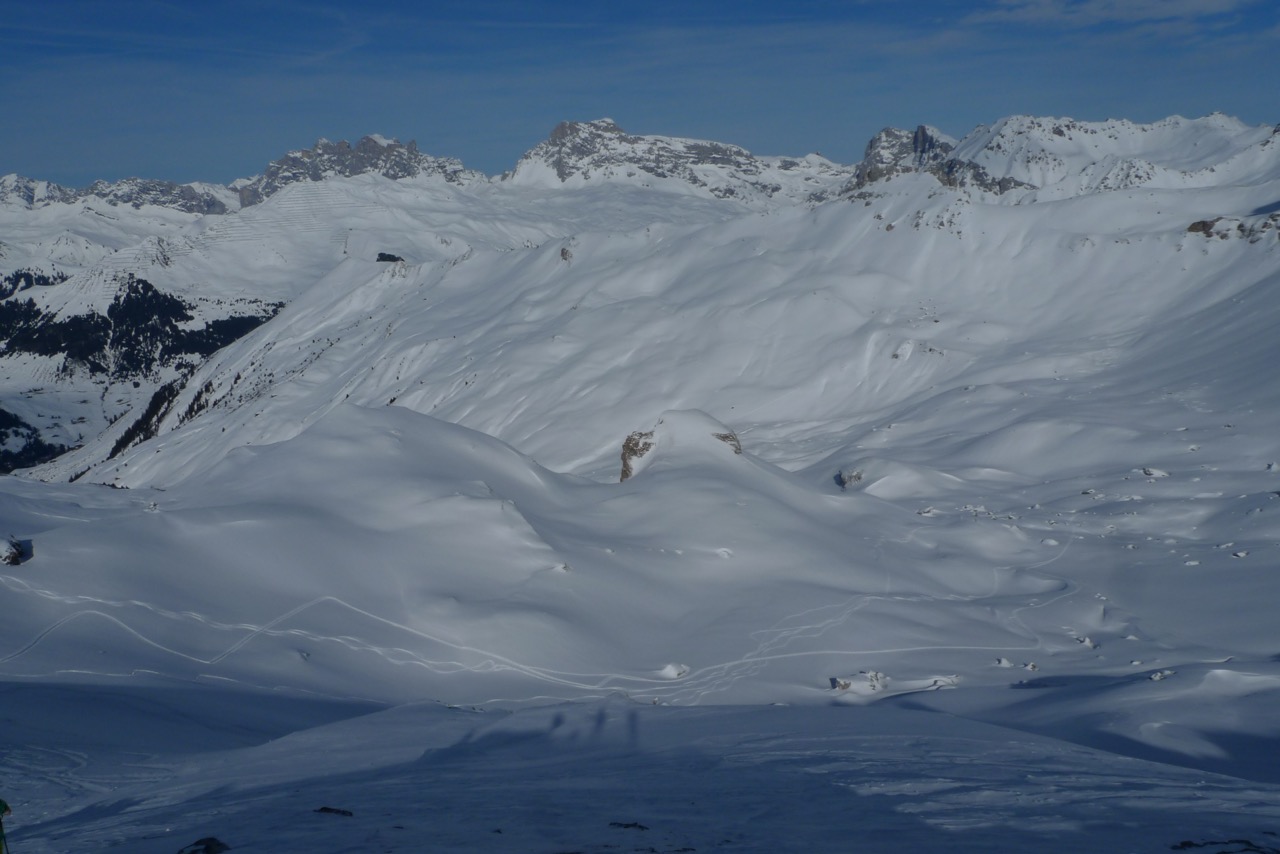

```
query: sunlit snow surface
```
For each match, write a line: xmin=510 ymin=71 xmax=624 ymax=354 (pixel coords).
xmin=2 ymin=115 xmax=1280 ymax=851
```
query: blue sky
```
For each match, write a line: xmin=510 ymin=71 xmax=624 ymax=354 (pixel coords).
xmin=3 ymin=0 xmax=1278 ymax=187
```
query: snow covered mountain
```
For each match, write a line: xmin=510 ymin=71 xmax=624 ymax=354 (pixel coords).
xmin=852 ymin=112 xmax=1280 ymax=198
xmin=233 ymin=134 xmax=484 ymax=207
xmin=2 ymin=113 xmax=1280 ymax=852
xmin=0 ymin=134 xmax=496 ymax=472
xmin=505 ymin=118 xmax=855 ymax=204
xmin=0 ymin=172 xmax=236 ymax=214
xmin=0 ymin=122 xmax=858 ymax=474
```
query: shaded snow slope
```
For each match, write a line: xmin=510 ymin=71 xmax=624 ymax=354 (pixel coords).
xmin=4 ymin=692 xmax=1279 ymax=854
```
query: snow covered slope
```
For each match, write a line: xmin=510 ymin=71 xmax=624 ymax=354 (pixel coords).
xmin=51 ymin=123 xmax=1280 ymax=486
xmin=1 ymin=124 xmax=817 ymax=474
xmin=2 ymin=112 xmax=1280 ymax=851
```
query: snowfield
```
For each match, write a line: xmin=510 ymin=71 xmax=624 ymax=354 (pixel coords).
xmin=2 ymin=113 xmax=1279 ymax=852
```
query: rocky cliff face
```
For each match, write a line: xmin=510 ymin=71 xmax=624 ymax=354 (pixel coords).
xmin=80 ymin=178 xmax=234 ymax=214
xmin=527 ymin=119 xmax=760 ymax=185
xmin=505 ymin=119 xmax=855 ymax=206
xmin=2 ymin=136 xmax=478 ymax=215
xmin=234 ymin=135 xmax=481 ymax=207
xmin=853 ymin=125 xmax=956 ymax=187
xmin=0 ymin=173 xmax=233 ymax=214
xmin=850 ymin=124 xmax=1033 ymax=195
xmin=850 ymin=114 xmax=1280 ymax=198
xmin=0 ymin=174 xmax=79 ymax=207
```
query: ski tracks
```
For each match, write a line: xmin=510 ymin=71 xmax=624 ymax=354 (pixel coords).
xmin=0 ymin=533 xmax=1088 ymax=704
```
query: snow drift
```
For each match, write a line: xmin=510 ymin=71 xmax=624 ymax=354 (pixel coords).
xmin=2 ymin=112 xmax=1280 ymax=852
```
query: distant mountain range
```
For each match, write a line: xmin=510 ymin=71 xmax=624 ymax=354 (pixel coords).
xmin=6 ymin=112 xmax=1275 ymax=215
xmin=1 ymin=113 xmax=1277 ymax=477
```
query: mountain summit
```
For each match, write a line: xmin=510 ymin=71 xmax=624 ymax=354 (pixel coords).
xmin=233 ymin=135 xmax=482 ymax=206
xmin=2 ymin=112 xmax=1278 ymax=478
xmin=852 ymin=113 xmax=1280 ymax=198
xmin=0 ymin=172 xmax=234 ymax=214
xmin=0 ymin=135 xmax=480 ymax=215
xmin=505 ymin=118 xmax=855 ymax=205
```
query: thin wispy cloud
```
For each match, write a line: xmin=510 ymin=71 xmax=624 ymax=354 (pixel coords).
xmin=970 ymin=0 xmax=1262 ymax=26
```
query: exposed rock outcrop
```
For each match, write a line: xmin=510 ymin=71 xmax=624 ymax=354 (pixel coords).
xmin=618 ymin=411 xmax=744 ymax=482
xmin=0 ymin=173 xmax=231 ymax=214
xmin=235 ymin=136 xmax=480 ymax=206
xmin=507 ymin=119 xmax=855 ymax=206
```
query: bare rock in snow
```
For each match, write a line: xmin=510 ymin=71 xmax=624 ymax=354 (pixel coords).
xmin=619 ymin=430 xmax=655 ymax=482
xmin=176 ymin=838 xmax=231 ymax=854
xmin=618 ymin=411 xmax=745 ymax=482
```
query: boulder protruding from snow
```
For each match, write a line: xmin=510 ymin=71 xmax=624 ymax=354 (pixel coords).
xmin=2 ymin=535 xmax=25 ymax=565
xmin=618 ymin=410 xmax=743 ymax=482
xmin=619 ymin=430 xmax=655 ymax=482
xmin=176 ymin=838 xmax=230 ymax=854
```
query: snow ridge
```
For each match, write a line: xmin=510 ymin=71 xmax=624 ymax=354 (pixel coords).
xmin=0 ymin=172 xmax=234 ymax=214
xmin=854 ymin=113 xmax=1280 ymax=199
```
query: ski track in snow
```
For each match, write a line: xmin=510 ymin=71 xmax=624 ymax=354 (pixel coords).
xmin=1 ymin=535 xmax=1086 ymax=706
xmin=3 ymin=114 xmax=1280 ymax=851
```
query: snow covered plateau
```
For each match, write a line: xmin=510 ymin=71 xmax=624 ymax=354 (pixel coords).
xmin=2 ymin=114 xmax=1280 ymax=852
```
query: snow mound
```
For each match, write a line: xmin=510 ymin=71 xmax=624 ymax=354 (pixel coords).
xmin=619 ymin=410 xmax=744 ymax=481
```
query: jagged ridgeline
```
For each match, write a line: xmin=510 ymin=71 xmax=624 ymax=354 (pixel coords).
xmin=1 ymin=113 xmax=1277 ymax=481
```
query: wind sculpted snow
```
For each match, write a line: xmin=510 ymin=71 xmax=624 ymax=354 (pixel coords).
xmin=2 ymin=113 xmax=1280 ymax=851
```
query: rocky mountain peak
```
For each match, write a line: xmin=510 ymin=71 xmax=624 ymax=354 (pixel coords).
xmin=845 ymin=114 xmax=1279 ymax=197
xmin=849 ymin=122 xmax=1035 ymax=195
xmin=537 ymin=120 xmax=642 ymax=181
xmin=0 ymin=174 xmax=227 ymax=214
xmin=941 ymin=114 xmax=1279 ymax=197
xmin=0 ymin=174 xmax=78 ymax=208
xmin=235 ymin=135 xmax=480 ymax=207
xmin=507 ymin=119 xmax=855 ymax=205
xmin=853 ymin=125 xmax=956 ymax=188
xmin=81 ymin=178 xmax=232 ymax=214
xmin=549 ymin=118 xmax=629 ymax=144
xmin=849 ymin=123 xmax=1029 ymax=197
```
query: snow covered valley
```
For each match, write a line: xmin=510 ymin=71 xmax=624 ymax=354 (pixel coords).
xmin=2 ymin=114 xmax=1280 ymax=851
